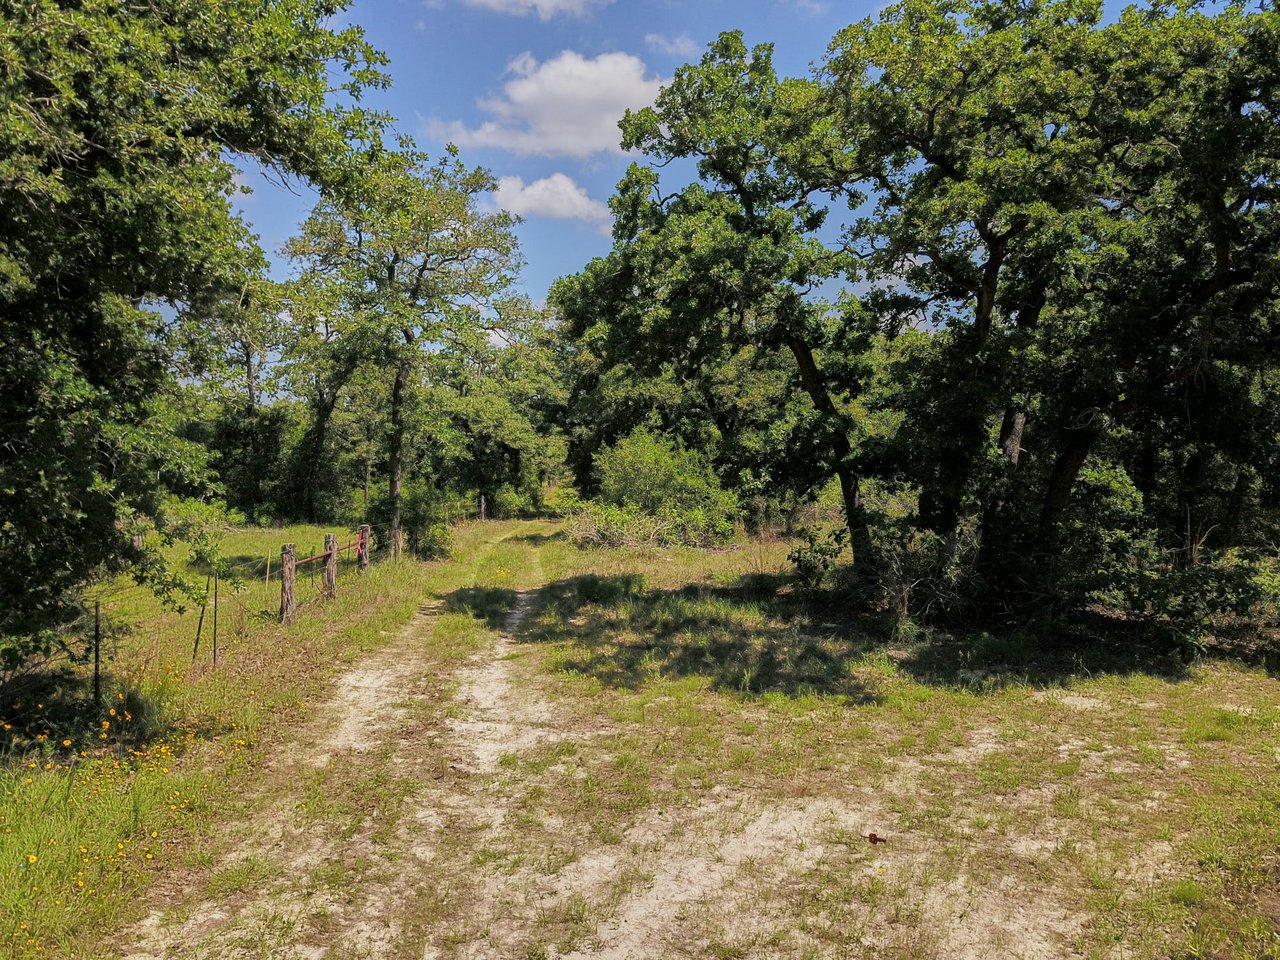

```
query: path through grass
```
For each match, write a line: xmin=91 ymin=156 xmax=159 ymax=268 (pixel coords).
xmin=8 ymin=521 xmax=1278 ymax=959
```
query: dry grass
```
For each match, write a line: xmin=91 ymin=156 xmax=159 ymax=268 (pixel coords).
xmin=10 ymin=520 xmax=1278 ymax=959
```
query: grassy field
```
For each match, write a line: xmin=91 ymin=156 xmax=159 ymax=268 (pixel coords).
xmin=516 ymin=534 xmax=1280 ymax=959
xmin=4 ymin=521 xmax=1279 ymax=959
xmin=0 ymin=522 xmax=467 ymax=958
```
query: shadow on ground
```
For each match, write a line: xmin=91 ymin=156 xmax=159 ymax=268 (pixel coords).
xmin=443 ymin=586 xmax=522 ymax=631
xmin=217 ymin=551 xmax=366 ymax=582
xmin=508 ymin=571 xmax=1234 ymax=702
xmin=505 ymin=531 xmax=568 ymax=548
xmin=0 ymin=665 xmax=169 ymax=759
xmin=519 ymin=573 xmax=882 ymax=702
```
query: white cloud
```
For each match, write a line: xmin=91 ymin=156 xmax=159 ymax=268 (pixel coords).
xmin=460 ymin=0 xmax=609 ymax=19
xmin=426 ymin=50 xmax=665 ymax=158
xmin=494 ymin=174 xmax=612 ymax=233
xmin=784 ymin=0 xmax=827 ymax=14
xmin=644 ymin=33 xmax=699 ymax=58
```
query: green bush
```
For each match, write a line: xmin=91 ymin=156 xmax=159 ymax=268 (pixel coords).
xmin=578 ymin=428 xmax=737 ymax=547
xmin=569 ymin=502 xmax=721 ymax=548
xmin=788 ymin=526 xmax=848 ymax=591
xmin=1049 ymin=464 xmax=1269 ymax=648
xmin=365 ymin=480 xmax=453 ymax=559
xmin=488 ymin=483 xmax=533 ymax=519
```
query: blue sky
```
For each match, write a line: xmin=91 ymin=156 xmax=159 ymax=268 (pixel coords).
xmin=235 ymin=0 xmax=883 ymax=300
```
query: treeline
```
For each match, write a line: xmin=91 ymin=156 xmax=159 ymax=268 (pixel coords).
xmin=0 ymin=1 xmax=562 ymax=670
xmin=552 ymin=0 xmax=1280 ymax=642
xmin=2 ymin=0 xmax=1278 ymax=672
xmin=188 ymin=150 xmax=566 ymax=548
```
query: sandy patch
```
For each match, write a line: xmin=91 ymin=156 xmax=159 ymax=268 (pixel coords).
xmin=122 ymin=594 xmax=448 ymax=960
xmin=445 ymin=590 xmax=563 ymax=772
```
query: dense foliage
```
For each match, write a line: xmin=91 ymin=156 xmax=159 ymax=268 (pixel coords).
xmin=4 ymin=0 xmax=1279 ymax=668
xmin=568 ymin=428 xmax=739 ymax=546
xmin=553 ymin=0 xmax=1280 ymax=638
xmin=0 ymin=1 xmax=561 ymax=670
xmin=0 ymin=0 xmax=388 ymax=657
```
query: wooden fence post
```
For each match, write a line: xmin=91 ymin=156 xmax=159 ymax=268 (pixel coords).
xmin=280 ymin=543 xmax=297 ymax=624
xmin=212 ymin=571 xmax=219 ymax=664
xmin=359 ymin=525 xmax=371 ymax=572
xmin=323 ymin=533 xmax=338 ymax=600
xmin=93 ymin=601 xmax=101 ymax=710
xmin=193 ymin=573 xmax=211 ymax=661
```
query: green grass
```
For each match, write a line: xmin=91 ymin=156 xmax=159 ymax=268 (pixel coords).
xmin=0 ymin=520 xmax=520 ymax=959
xmin=494 ymin=530 xmax=1280 ymax=959
xmin=7 ymin=520 xmax=1279 ymax=959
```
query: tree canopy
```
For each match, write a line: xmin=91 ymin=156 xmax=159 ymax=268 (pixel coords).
xmin=0 ymin=0 xmax=389 ymax=651
xmin=4 ymin=0 xmax=1279 ymax=667
xmin=552 ymin=0 xmax=1280 ymax=632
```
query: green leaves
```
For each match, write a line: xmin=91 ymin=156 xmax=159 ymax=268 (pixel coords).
xmin=564 ymin=0 xmax=1280 ymax=628
xmin=0 ymin=0 xmax=390 ymax=654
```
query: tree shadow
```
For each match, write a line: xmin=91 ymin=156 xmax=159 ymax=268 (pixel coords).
xmin=0 ymin=666 xmax=169 ymax=761
xmin=893 ymin=615 xmax=1196 ymax=688
xmin=521 ymin=574 xmax=883 ymax=703
xmin=508 ymin=570 xmax=1251 ymax=702
xmin=218 ymin=555 xmax=271 ymax=579
xmin=443 ymin=586 xmax=521 ymax=631
xmin=216 ymin=549 xmax=366 ymax=582
xmin=506 ymin=531 xmax=568 ymax=547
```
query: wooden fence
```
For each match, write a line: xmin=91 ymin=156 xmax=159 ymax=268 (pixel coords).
xmin=279 ymin=524 xmax=371 ymax=624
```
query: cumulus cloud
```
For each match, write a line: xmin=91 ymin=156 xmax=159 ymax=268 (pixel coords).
xmin=461 ymin=0 xmax=609 ymax=17
xmin=426 ymin=50 xmax=665 ymax=158
xmin=644 ymin=33 xmax=699 ymax=58
xmin=494 ymin=174 xmax=612 ymax=233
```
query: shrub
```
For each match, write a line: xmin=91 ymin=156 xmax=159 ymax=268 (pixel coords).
xmin=366 ymin=480 xmax=453 ymax=559
xmin=567 ymin=502 xmax=698 ymax=548
xmin=788 ymin=526 xmax=848 ymax=591
xmin=572 ymin=428 xmax=738 ymax=547
xmin=1044 ymin=464 xmax=1269 ymax=648
xmin=488 ymin=483 xmax=530 ymax=519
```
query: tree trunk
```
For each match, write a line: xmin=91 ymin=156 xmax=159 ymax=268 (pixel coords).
xmin=242 ymin=343 xmax=262 ymax=514
xmin=1221 ymin=469 xmax=1252 ymax=548
xmin=363 ymin=457 xmax=371 ymax=515
xmin=784 ymin=334 xmax=868 ymax=563
xmin=388 ymin=358 xmax=412 ymax=560
xmin=1039 ymin=426 xmax=1097 ymax=546
xmin=974 ymin=408 xmax=1029 ymax=582
xmin=302 ymin=391 xmax=337 ymax=522
xmin=999 ymin=408 xmax=1026 ymax=466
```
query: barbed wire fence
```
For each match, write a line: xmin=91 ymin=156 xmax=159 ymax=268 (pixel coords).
xmin=1 ymin=503 xmax=503 ymax=712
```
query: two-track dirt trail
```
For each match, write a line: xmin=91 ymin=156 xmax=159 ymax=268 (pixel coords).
xmin=120 ymin=527 xmax=565 ymax=960
xmin=118 ymin=522 xmax=1089 ymax=960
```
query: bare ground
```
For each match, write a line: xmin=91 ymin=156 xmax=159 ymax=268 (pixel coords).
xmin=116 ymin=538 xmax=1166 ymax=960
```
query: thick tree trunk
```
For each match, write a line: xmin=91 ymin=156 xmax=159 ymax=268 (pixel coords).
xmin=974 ymin=407 xmax=1028 ymax=581
xmin=974 ymin=282 xmax=1044 ymax=577
xmin=302 ymin=391 xmax=338 ymax=522
xmin=388 ymin=359 xmax=412 ymax=560
xmin=999 ymin=408 xmax=1026 ymax=466
xmin=1038 ymin=426 xmax=1097 ymax=546
xmin=918 ymin=240 xmax=1011 ymax=540
xmin=784 ymin=335 xmax=868 ymax=564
